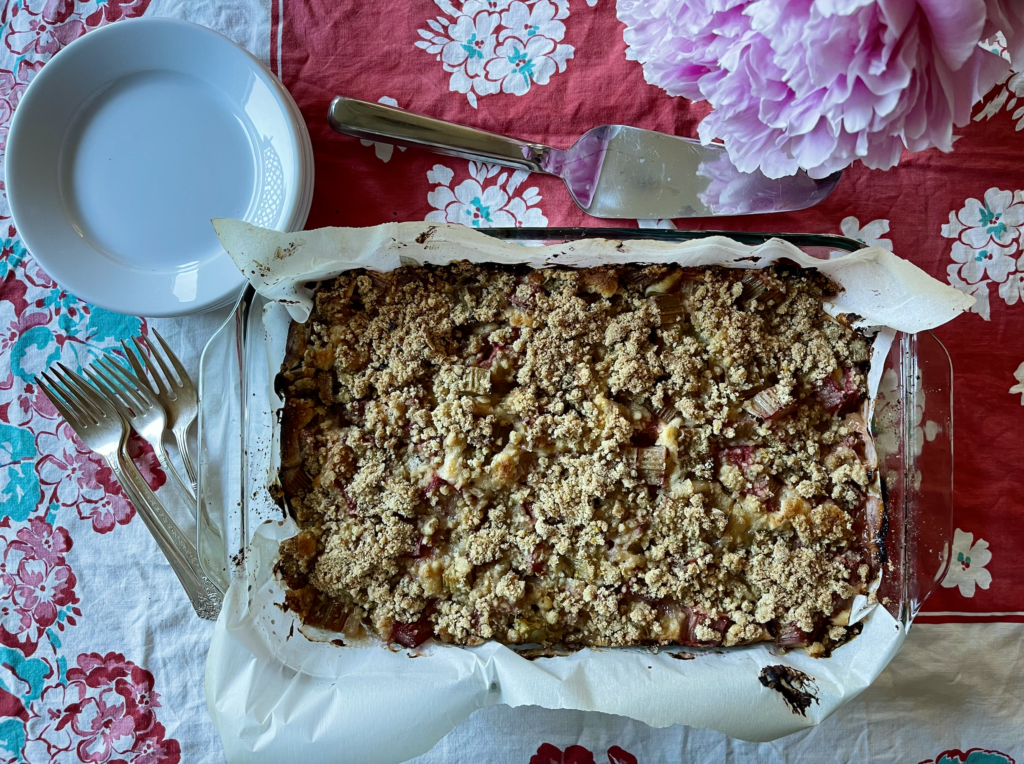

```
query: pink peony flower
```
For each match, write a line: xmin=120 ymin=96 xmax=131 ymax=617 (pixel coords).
xmin=617 ymin=0 xmax=1024 ymax=178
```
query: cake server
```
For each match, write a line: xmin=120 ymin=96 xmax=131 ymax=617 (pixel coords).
xmin=328 ymin=96 xmax=841 ymax=220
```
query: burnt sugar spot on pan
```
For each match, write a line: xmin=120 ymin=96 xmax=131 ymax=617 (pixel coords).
xmin=758 ymin=665 xmax=819 ymax=716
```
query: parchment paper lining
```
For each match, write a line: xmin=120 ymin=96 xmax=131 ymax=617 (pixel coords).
xmin=205 ymin=221 xmax=972 ymax=764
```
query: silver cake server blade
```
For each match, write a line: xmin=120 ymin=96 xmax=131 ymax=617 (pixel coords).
xmin=328 ymin=97 xmax=841 ymax=219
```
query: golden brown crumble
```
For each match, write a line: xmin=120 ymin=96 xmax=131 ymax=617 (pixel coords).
xmin=275 ymin=261 xmax=880 ymax=652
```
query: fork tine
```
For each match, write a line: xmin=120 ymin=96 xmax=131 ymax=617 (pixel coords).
xmin=56 ymin=364 xmax=111 ymax=419
xmin=83 ymin=364 xmax=133 ymax=411
xmin=58 ymin=364 xmax=123 ymax=425
xmin=86 ymin=365 xmax=145 ymax=426
xmin=96 ymin=357 xmax=147 ymax=410
xmin=51 ymin=366 xmax=102 ymax=423
xmin=119 ymin=339 xmax=151 ymax=389
xmin=150 ymin=330 xmax=187 ymax=386
xmin=131 ymin=336 xmax=170 ymax=396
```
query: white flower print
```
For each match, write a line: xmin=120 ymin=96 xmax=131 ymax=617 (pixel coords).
xmin=499 ymin=1 xmax=565 ymax=43
xmin=942 ymin=188 xmax=1024 ymax=253
xmin=358 ymin=97 xmax=408 ymax=163
xmin=942 ymin=188 xmax=1024 ymax=320
xmin=974 ymin=34 xmax=1024 ymax=132
xmin=426 ymin=161 xmax=547 ymax=227
xmin=997 ymin=272 xmax=1024 ymax=307
xmin=637 ymin=219 xmax=677 ymax=229
xmin=487 ymin=34 xmax=572 ymax=95
xmin=416 ymin=0 xmax=575 ymax=108
xmin=1010 ymin=361 xmax=1024 ymax=404
xmin=441 ymin=11 xmax=500 ymax=75
xmin=840 ymin=216 xmax=893 ymax=251
xmin=463 ymin=0 xmax=515 ymax=14
xmin=946 ymin=266 xmax=994 ymax=321
xmin=941 ymin=528 xmax=993 ymax=598
xmin=949 ymin=241 xmax=1018 ymax=284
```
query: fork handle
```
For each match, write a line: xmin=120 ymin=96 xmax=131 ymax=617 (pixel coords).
xmin=110 ymin=456 xmax=223 ymax=619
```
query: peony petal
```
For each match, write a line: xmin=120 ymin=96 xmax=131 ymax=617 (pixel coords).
xmin=917 ymin=0 xmax=988 ymax=69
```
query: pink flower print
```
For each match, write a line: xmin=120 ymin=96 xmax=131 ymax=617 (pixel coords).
xmin=12 ymin=517 xmax=72 ymax=568
xmin=26 ymin=682 xmax=74 ymax=755
xmin=126 ymin=433 xmax=166 ymax=492
xmin=130 ymin=721 xmax=181 ymax=764
xmin=35 ymin=422 xmax=109 ymax=507
xmin=0 ymin=269 xmax=29 ymax=317
xmin=0 ymin=307 xmax=50 ymax=354
xmin=21 ymin=251 xmax=55 ymax=290
xmin=531 ymin=743 xmax=596 ymax=764
xmin=0 ymin=599 xmax=33 ymax=639
xmin=14 ymin=557 xmax=78 ymax=630
xmin=0 ymin=60 xmax=41 ymax=130
xmin=67 ymin=652 xmax=131 ymax=690
xmin=4 ymin=2 xmax=85 ymax=57
xmin=6 ymin=377 xmax=62 ymax=429
xmin=84 ymin=0 xmax=151 ymax=27
xmin=71 ymin=690 xmax=135 ymax=762
xmin=114 ymin=666 xmax=159 ymax=734
xmin=606 ymin=746 xmax=638 ymax=764
xmin=77 ymin=488 xmax=135 ymax=534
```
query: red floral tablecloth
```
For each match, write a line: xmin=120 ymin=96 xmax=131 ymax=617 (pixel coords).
xmin=1 ymin=2 xmax=1022 ymax=763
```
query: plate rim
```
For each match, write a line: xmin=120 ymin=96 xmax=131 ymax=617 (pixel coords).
xmin=5 ymin=17 xmax=312 ymax=318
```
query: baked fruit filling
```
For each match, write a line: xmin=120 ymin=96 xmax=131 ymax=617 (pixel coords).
xmin=276 ymin=261 xmax=882 ymax=655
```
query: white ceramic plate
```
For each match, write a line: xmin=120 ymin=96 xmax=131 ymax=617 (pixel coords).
xmin=6 ymin=18 xmax=313 ymax=317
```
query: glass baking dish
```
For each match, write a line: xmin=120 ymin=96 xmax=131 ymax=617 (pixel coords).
xmin=196 ymin=228 xmax=954 ymax=630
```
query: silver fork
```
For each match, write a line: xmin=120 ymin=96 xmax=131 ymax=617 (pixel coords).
xmin=36 ymin=367 xmax=222 ymax=619
xmin=121 ymin=331 xmax=199 ymax=492
xmin=84 ymin=358 xmax=197 ymax=524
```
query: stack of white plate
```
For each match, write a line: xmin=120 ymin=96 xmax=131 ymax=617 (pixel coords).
xmin=6 ymin=18 xmax=314 ymax=317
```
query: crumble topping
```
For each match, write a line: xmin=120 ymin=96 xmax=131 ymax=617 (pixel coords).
xmin=276 ymin=261 xmax=879 ymax=651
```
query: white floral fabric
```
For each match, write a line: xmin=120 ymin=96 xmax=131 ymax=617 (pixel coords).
xmin=415 ymin=0 xmax=576 ymax=107
xmin=425 ymin=161 xmax=547 ymax=227
xmin=943 ymin=187 xmax=1024 ymax=320
xmin=942 ymin=529 xmax=994 ymax=598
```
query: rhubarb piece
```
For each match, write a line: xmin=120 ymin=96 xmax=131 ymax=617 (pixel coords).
xmin=720 ymin=445 xmax=757 ymax=467
xmin=652 ymin=294 xmax=687 ymax=325
xmin=743 ymin=386 xmax=796 ymax=420
xmin=637 ymin=446 xmax=667 ymax=485
xmin=390 ymin=617 xmax=434 ymax=648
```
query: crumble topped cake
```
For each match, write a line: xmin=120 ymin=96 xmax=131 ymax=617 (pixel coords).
xmin=275 ymin=261 xmax=883 ymax=654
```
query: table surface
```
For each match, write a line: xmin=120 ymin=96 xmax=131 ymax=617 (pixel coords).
xmin=1 ymin=1 xmax=1022 ymax=763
